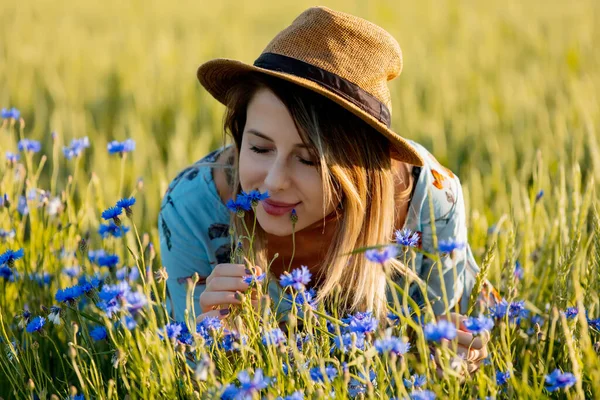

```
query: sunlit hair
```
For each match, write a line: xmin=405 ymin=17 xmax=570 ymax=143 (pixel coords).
xmin=218 ymin=72 xmax=416 ymax=320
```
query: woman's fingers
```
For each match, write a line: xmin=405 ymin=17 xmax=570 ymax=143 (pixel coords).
xmin=455 ymin=330 xmax=489 ymax=350
xmin=200 ymin=290 xmax=242 ymax=310
xmin=438 ymin=313 xmax=490 ymax=349
xmin=206 ymin=276 xmax=250 ymax=292
xmin=438 ymin=312 xmax=467 ymax=329
xmin=440 ymin=339 xmax=489 ymax=364
xmin=206 ymin=263 xmax=250 ymax=286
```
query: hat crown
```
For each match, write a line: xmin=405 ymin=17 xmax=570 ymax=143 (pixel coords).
xmin=261 ymin=6 xmax=402 ymax=114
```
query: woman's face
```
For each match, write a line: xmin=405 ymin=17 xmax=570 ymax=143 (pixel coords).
xmin=238 ymin=87 xmax=336 ymax=237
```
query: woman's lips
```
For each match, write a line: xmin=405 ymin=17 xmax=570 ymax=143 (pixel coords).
xmin=265 ymin=199 xmax=298 ymax=207
xmin=262 ymin=200 xmax=300 ymax=216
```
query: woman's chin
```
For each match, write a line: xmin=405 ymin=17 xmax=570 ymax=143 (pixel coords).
xmin=257 ymin=219 xmax=295 ymax=237
xmin=256 ymin=211 xmax=297 ymax=236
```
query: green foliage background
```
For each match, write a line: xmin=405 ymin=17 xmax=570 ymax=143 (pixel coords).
xmin=2 ymin=0 xmax=598 ymax=236
xmin=1 ymin=0 xmax=600 ymax=398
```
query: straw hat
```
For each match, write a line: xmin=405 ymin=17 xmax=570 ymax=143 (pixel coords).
xmin=197 ymin=6 xmax=424 ymax=166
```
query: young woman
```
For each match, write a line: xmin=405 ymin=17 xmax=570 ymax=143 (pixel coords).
xmin=158 ymin=6 xmax=491 ymax=374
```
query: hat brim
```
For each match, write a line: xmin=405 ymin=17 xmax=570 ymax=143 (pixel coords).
xmin=197 ymin=58 xmax=424 ymax=166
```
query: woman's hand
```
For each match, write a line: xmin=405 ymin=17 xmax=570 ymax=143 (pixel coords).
xmin=432 ymin=312 xmax=490 ymax=381
xmin=196 ymin=263 xmax=263 ymax=324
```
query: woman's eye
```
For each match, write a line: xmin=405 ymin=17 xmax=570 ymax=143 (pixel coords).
xmin=249 ymin=145 xmax=315 ymax=167
xmin=298 ymin=157 xmax=315 ymax=166
xmin=249 ymin=145 xmax=269 ymax=154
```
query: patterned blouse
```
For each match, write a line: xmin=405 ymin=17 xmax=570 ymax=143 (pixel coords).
xmin=158 ymin=140 xmax=482 ymax=322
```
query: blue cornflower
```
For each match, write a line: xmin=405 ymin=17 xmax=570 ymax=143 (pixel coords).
xmin=333 ymin=332 xmax=366 ymax=353
xmin=489 ymin=299 xmax=509 ymax=319
xmin=408 ymin=390 xmax=436 ymax=400
xmin=198 ymin=316 xmax=222 ymax=331
xmin=116 ymin=266 xmax=139 ymax=282
xmin=99 ymin=281 xmax=131 ymax=302
xmin=63 ymin=137 xmax=90 ymax=160
xmin=283 ymin=287 xmax=318 ymax=312
xmin=348 ymin=371 xmax=375 ymax=397
xmin=545 ymin=369 xmax=576 ymax=392
xmin=587 ymin=317 xmax=600 ymax=331
xmin=116 ymin=197 xmax=136 ymax=209
xmin=365 ymin=245 xmax=398 ymax=264
xmin=0 ymin=265 xmax=13 ymax=280
xmin=343 ymin=311 xmax=379 ymax=334
xmin=395 ymin=228 xmax=420 ymax=247
xmin=0 ymin=248 xmax=24 ymax=267
xmin=78 ymin=276 xmax=102 ymax=294
xmin=29 ymin=272 xmax=52 ymax=287
xmin=0 ymin=228 xmax=15 ymax=240
xmin=226 ymin=195 xmax=252 ymax=214
xmin=124 ymin=291 xmax=147 ymax=314
xmin=5 ymin=151 xmax=19 ymax=163
xmin=26 ymin=316 xmax=46 ymax=333
xmin=17 ymin=139 xmax=41 ymax=153
xmin=242 ymin=190 xmax=270 ymax=206
xmin=17 ymin=196 xmax=28 ymax=215
xmin=97 ymin=299 xmax=120 ymax=318
xmin=388 ymin=312 xmax=401 ymax=325
xmin=107 ymin=139 xmax=135 ymax=155
xmin=237 ymin=368 xmax=270 ymax=398
xmin=221 ymin=384 xmax=239 ymax=400
xmin=403 ymin=374 xmax=427 ymax=389
xmin=47 ymin=305 xmax=63 ymax=325
xmin=563 ymin=307 xmax=578 ymax=319
xmin=290 ymin=208 xmax=298 ymax=223
xmin=160 ymin=323 xmax=183 ymax=340
xmin=309 ymin=364 xmax=338 ymax=383
xmin=196 ymin=316 xmax=221 ymax=345
xmin=277 ymin=391 xmax=304 ymax=400
xmin=496 ymin=370 xmax=510 ymax=385
xmin=90 ymin=326 xmax=108 ymax=341
xmin=374 ymin=335 xmax=411 ymax=355
xmin=463 ymin=316 xmax=494 ymax=335
xmin=55 ymin=285 xmax=85 ymax=304
xmin=116 ymin=197 xmax=136 ymax=217
xmin=243 ymin=272 xmax=266 ymax=285
xmin=221 ymin=331 xmax=247 ymax=352
xmin=62 ymin=266 xmax=80 ymax=278
xmin=437 ymin=239 xmax=466 ymax=253
xmin=295 ymin=333 xmax=311 ymax=351
xmin=514 ymin=261 xmax=524 ymax=279
xmin=98 ymin=221 xmax=130 ymax=238
xmin=101 ymin=206 xmax=122 ymax=225
xmin=121 ymin=315 xmax=137 ymax=330
xmin=1 ymin=107 xmax=20 ymax=120
xmin=508 ymin=301 xmax=528 ymax=323
xmin=262 ymin=328 xmax=286 ymax=346
xmin=88 ymin=249 xmax=106 ymax=263
xmin=280 ymin=265 xmax=312 ymax=291
xmin=530 ymin=314 xmax=544 ymax=328
xmin=96 ymin=253 xmax=119 ymax=268
xmin=423 ymin=320 xmax=457 ymax=342
xmin=535 ymin=190 xmax=544 ymax=203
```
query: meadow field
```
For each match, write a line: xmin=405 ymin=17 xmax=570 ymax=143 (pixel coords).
xmin=1 ymin=0 xmax=599 ymax=398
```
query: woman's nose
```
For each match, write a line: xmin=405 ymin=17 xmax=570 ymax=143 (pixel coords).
xmin=263 ymin=159 xmax=291 ymax=193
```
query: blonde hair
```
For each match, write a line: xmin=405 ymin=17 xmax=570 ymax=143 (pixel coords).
xmin=219 ymin=73 xmax=414 ymax=320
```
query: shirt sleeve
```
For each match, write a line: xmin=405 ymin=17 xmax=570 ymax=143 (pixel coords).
xmin=158 ymin=194 xmax=213 ymax=322
xmin=417 ymin=175 xmax=478 ymax=316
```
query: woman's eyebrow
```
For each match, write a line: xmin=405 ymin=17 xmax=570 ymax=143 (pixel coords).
xmin=247 ymin=129 xmax=308 ymax=149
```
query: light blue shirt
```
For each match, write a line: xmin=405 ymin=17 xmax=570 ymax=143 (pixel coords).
xmin=158 ymin=140 xmax=480 ymax=322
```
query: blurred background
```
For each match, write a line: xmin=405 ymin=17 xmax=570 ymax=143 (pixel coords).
xmin=1 ymin=0 xmax=599 ymax=284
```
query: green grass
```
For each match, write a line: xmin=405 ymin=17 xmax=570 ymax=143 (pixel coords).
xmin=0 ymin=0 xmax=599 ymax=398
